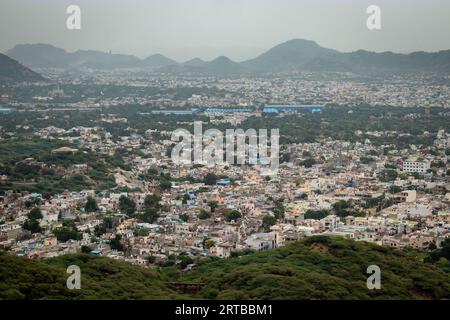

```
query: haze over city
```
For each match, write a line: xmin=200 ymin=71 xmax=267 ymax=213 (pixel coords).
xmin=2 ymin=0 xmax=450 ymax=61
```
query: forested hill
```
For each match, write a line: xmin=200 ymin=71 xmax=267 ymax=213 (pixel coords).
xmin=0 ymin=53 xmax=45 ymax=83
xmin=0 ymin=236 xmax=449 ymax=300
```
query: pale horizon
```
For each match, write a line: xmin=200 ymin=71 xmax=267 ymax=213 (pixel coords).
xmin=2 ymin=0 xmax=450 ymax=61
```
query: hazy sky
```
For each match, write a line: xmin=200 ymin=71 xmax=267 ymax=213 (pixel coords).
xmin=1 ymin=0 xmax=450 ymax=61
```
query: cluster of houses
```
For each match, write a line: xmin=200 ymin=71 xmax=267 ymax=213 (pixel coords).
xmin=0 ymin=121 xmax=449 ymax=268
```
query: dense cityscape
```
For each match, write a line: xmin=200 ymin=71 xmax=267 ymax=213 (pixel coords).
xmin=1 ymin=69 xmax=449 ymax=270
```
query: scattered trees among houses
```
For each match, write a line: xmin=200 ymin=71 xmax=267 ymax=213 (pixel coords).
xmin=388 ymin=185 xmax=403 ymax=194
xmin=198 ymin=209 xmax=211 ymax=220
xmin=24 ymin=197 xmax=41 ymax=208
xmin=53 ymin=222 xmax=81 ymax=243
xmin=84 ymin=196 xmax=99 ymax=212
xmin=203 ymin=237 xmax=215 ymax=250
xmin=224 ymin=210 xmax=241 ymax=222
xmin=272 ymin=199 xmax=285 ymax=220
xmin=178 ymin=253 xmax=194 ymax=270
xmin=22 ymin=207 xmax=43 ymax=234
xmin=141 ymin=168 xmax=172 ymax=191
xmin=203 ymin=173 xmax=217 ymax=185
xmin=182 ymin=193 xmax=190 ymax=204
xmin=81 ymin=245 xmax=92 ymax=253
xmin=331 ymin=200 xmax=366 ymax=218
xmin=146 ymin=255 xmax=156 ymax=264
xmin=207 ymin=201 xmax=219 ymax=213
xmin=0 ymin=142 xmax=117 ymax=194
xmin=140 ymin=194 xmax=162 ymax=223
xmin=304 ymin=209 xmax=331 ymax=220
xmin=299 ymin=158 xmax=317 ymax=168
xmin=109 ymin=234 xmax=124 ymax=252
xmin=27 ymin=207 xmax=43 ymax=220
xmin=22 ymin=218 xmax=41 ymax=234
xmin=134 ymin=228 xmax=149 ymax=237
xmin=297 ymin=193 xmax=308 ymax=200
xmin=119 ymin=195 xmax=136 ymax=216
xmin=179 ymin=213 xmax=189 ymax=222
xmin=379 ymin=169 xmax=398 ymax=182
xmin=94 ymin=216 xmax=113 ymax=237
xmin=159 ymin=180 xmax=172 ymax=191
xmin=262 ymin=215 xmax=277 ymax=231
xmin=144 ymin=194 xmax=161 ymax=209
xmin=332 ymin=200 xmax=352 ymax=217
xmin=360 ymin=156 xmax=376 ymax=164
xmin=363 ymin=194 xmax=394 ymax=211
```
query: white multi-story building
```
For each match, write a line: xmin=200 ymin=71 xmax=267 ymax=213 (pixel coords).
xmin=245 ymin=232 xmax=277 ymax=251
xmin=402 ymin=160 xmax=430 ymax=174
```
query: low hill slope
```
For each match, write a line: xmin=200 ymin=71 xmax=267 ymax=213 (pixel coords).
xmin=183 ymin=236 xmax=450 ymax=299
xmin=0 ymin=53 xmax=45 ymax=83
xmin=0 ymin=237 xmax=448 ymax=300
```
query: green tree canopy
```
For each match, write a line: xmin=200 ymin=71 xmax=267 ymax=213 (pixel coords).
xmin=84 ymin=196 xmax=99 ymax=213
xmin=27 ymin=207 xmax=43 ymax=220
xmin=119 ymin=195 xmax=136 ymax=216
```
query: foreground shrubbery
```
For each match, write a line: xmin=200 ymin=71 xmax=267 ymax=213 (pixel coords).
xmin=0 ymin=251 xmax=184 ymax=299
xmin=0 ymin=236 xmax=449 ymax=300
xmin=181 ymin=236 xmax=450 ymax=299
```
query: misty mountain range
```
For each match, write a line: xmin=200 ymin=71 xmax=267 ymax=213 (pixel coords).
xmin=3 ymin=39 xmax=450 ymax=80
